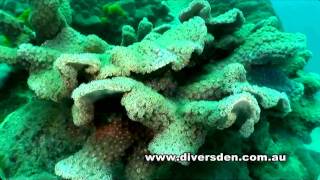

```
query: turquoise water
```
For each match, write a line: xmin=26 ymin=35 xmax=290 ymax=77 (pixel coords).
xmin=271 ymin=0 xmax=320 ymax=74
xmin=272 ymin=0 xmax=320 ymax=154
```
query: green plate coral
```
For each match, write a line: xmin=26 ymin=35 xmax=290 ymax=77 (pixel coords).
xmin=0 ymin=0 xmax=319 ymax=179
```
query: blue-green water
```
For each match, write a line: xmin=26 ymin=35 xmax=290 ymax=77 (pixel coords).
xmin=272 ymin=0 xmax=320 ymax=154
xmin=271 ymin=0 xmax=320 ymax=74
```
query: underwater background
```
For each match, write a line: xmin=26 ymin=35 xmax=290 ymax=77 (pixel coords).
xmin=271 ymin=0 xmax=320 ymax=155
xmin=271 ymin=0 xmax=320 ymax=73
xmin=0 ymin=0 xmax=320 ymax=179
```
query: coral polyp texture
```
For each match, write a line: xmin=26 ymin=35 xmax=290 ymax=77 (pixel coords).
xmin=0 ymin=0 xmax=319 ymax=179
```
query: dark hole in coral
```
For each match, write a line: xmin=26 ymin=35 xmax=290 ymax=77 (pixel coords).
xmin=92 ymin=93 xmax=126 ymax=127
xmin=0 ymin=67 xmax=28 ymax=95
xmin=131 ymin=51 xmax=208 ymax=84
xmin=208 ymin=21 xmax=243 ymax=37
xmin=268 ymin=99 xmax=289 ymax=114
xmin=76 ymin=66 xmax=95 ymax=84
xmin=123 ymin=119 xmax=155 ymax=159
xmin=130 ymin=64 xmax=170 ymax=80
xmin=230 ymin=100 xmax=253 ymax=132
xmin=207 ymin=46 xmax=235 ymax=60
xmin=131 ymin=68 xmax=179 ymax=96
xmin=173 ymin=49 xmax=235 ymax=88
xmin=72 ymin=23 xmax=122 ymax=45
xmin=172 ymin=54 xmax=209 ymax=86
xmin=29 ymin=36 xmax=43 ymax=46
xmin=0 ymin=68 xmax=30 ymax=123
xmin=92 ymin=93 xmax=156 ymax=140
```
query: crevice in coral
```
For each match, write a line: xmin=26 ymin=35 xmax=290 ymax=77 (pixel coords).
xmin=92 ymin=94 xmax=125 ymax=127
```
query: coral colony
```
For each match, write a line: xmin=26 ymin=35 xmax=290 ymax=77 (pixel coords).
xmin=0 ymin=0 xmax=320 ymax=179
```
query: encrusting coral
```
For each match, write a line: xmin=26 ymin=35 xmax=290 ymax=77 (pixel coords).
xmin=0 ymin=10 xmax=34 ymax=46
xmin=0 ymin=0 xmax=319 ymax=179
xmin=55 ymin=117 xmax=134 ymax=180
xmin=29 ymin=0 xmax=72 ymax=41
xmin=71 ymin=0 xmax=173 ymax=44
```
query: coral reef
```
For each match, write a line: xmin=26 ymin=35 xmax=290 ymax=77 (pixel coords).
xmin=0 ymin=9 xmax=34 ymax=46
xmin=0 ymin=100 xmax=89 ymax=179
xmin=0 ymin=0 xmax=319 ymax=179
xmin=55 ymin=117 xmax=134 ymax=180
xmin=29 ymin=0 xmax=72 ymax=41
xmin=71 ymin=0 xmax=173 ymax=44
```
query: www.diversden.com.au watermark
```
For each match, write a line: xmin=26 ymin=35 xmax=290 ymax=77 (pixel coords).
xmin=145 ymin=153 xmax=287 ymax=162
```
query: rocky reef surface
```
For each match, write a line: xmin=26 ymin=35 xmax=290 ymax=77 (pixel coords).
xmin=0 ymin=0 xmax=319 ymax=179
